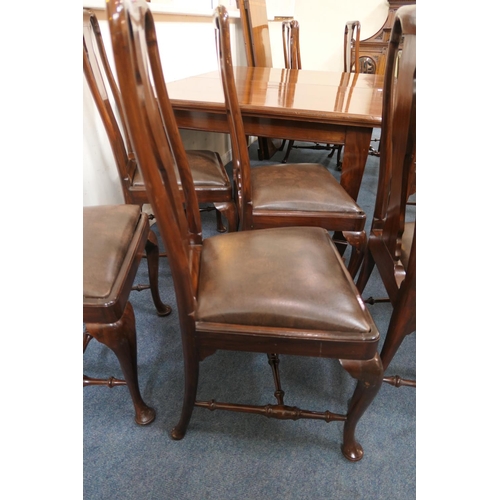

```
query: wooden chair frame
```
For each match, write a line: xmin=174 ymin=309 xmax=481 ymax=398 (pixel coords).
xmin=83 ymin=205 xmax=171 ymax=424
xmin=106 ymin=0 xmax=384 ymax=461
xmin=356 ymin=5 xmax=416 ymax=388
xmin=344 ymin=20 xmax=361 ymax=73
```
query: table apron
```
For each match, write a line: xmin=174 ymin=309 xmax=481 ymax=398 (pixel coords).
xmin=172 ymin=108 xmax=374 ymax=201
xmin=172 ymin=108 xmax=366 ymax=144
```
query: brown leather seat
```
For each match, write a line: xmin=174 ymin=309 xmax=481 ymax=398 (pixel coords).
xmin=197 ymin=226 xmax=374 ymax=338
xmin=84 ymin=206 xmax=141 ymax=310
xmin=83 ymin=10 xmax=237 ymax=232
xmin=83 ymin=204 xmax=170 ymax=424
xmin=106 ymin=0 xmax=384 ymax=461
xmin=251 ymin=163 xmax=362 ymax=214
xmin=132 ymin=149 xmax=230 ymax=191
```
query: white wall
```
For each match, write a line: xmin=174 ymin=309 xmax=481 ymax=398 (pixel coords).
xmin=82 ymin=0 xmax=390 ymax=206
xmin=269 ymin=0 xmax=388 ymax=71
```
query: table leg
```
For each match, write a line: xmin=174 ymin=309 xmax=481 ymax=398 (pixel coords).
xmin=339 ymin=127 xmax=373 ymax=201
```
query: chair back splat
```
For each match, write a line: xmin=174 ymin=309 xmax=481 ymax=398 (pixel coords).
xmin=356 ymin=5 xmax=416 ymax=387
xmin=344 ymin=21 xmax=361 ymax=73
xmin=282 ymin=20 xmax=301 ymax=70
xmin=83 ymin=10 xmax=142 ymax=204
xmin=107 ymin=0 xmax=384 ymax=462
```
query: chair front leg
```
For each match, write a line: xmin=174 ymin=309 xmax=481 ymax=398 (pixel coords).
xmin=343 ymin=230 xmax=367 ymax=279
xmin=86 ymin=301 xmax=156 ymax=425
xmin=214 ymin=201 xmax=239 ymax=233
xmin=356 ymin=244 xmax=376 ymax=295
xmin=339 ymin=354 xmax=384 ymax=461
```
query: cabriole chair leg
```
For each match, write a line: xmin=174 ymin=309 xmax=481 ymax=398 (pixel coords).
xmin=86 ymin=302 xmax=156 ymax=426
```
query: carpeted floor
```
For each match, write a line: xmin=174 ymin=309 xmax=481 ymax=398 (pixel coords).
xmin=83 ymin=138 xmax=416 ymax=500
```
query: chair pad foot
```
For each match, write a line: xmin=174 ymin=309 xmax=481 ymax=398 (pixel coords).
xmin=135 ymin=407 xmax=156 ymax=426
xmin=341 ymin=441 xmax=364 ymax=462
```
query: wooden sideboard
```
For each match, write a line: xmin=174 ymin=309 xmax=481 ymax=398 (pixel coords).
xmin=357 ymin=0 xmax=415 ymax=75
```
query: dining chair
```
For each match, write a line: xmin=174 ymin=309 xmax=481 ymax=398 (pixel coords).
xmin=343 ymin=21 xmax=361 ymax=74
xmin=279 ymin=20 xmax=340 ymax=166
xmin=106 ymin=0 xmax=384 ymax=461
xmin=356 ymin=5 xmax=416 ymax=387
xmin=83 ymin=10 xmax=237 ymax=233
xmin=282 ymin=19 xmax=301 ymax=72
xmin=83 ymin=204 xmax=171 ymax=425
xmin=217 ymin=7 xmax=367 ymax=276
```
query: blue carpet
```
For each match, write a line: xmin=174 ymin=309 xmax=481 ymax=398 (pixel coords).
xmin=83 ymin=138 xmax=416 ymax=499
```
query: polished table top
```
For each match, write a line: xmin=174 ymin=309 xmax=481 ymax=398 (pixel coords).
xmin=167 ymin=66 xmax=383 ymax=129
xmin=167 ymin=67 xmax=384 ymax=201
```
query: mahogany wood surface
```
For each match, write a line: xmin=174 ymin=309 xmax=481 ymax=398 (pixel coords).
xmin=356 ymin=5 xmax=416 ymax=387
xmin=167 ymin=67 xmax=383 ymax=202
xmin=107 ymin=0 xmax=384 ymax=461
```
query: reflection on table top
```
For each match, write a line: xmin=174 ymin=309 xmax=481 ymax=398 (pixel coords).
xmin=167 ymin=67 xmax=384 ymax=128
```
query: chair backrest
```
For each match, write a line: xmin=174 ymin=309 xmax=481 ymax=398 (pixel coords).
xmin=83 ymin=10 xmax=145 ymax=204
xmin=344 ymin=21 xmax=361 ymax=73
xmin=373 ymin=5 xmax=416 ymax=269
xmin=214 ymin=5 xmax=257 ymax=230
xmin=240 ymin=0 xmax=273 ymax=67
xmin=282 ymin=20 xmax=301 ymax=70
xmin=105 ymin=0 xmax=203 ymax=323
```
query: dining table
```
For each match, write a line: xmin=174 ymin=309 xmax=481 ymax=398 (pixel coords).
xmin=166 ymin=66 xmax=384 ymax=202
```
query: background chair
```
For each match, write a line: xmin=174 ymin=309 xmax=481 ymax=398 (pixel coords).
xmin=356 ymin=5 xmax=416 ymax=387
xmin=83 ymin=10 xmax=237 ymax=233
xmin=83 ymin=204 xmax=171 ymax=425
xmin=280 ymin=19 xmax=361 ymax=167
xmin=282 ymin=19 xmax=301 ymax=72
xmin=217 ymin=8 xmax=367 ymax=276
xmin=106 ymin=0 xmax=384 ymax=461
xmin=343 ymin=20 xmax=361 ymax=73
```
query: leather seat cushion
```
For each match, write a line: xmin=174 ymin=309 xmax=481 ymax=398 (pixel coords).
xmin=187 ymin=150 xmax=230 ymax=187
xmin=196 ymin=226 xmax=374 ymax=339
xmin=251 ymin=163 xmax=363 ymax=214
xmin=83 ymin=204 xmax=140 ymax=299
xmin=132 ymin=150 xmax=230 ymax=189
